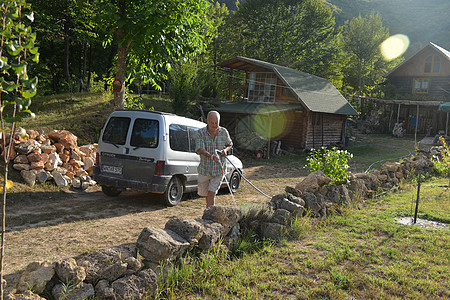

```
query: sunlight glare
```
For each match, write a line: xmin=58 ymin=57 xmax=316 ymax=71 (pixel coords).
xmin=380 ymin=34 xmax=410 ymax=61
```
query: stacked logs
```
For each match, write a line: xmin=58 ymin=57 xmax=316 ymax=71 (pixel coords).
xmin=1 ymin=129 xmax=97 ymax=189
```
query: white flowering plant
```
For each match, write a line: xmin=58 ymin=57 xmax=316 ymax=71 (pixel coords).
xmin=307 ymin=147 xmax=353 ymax=185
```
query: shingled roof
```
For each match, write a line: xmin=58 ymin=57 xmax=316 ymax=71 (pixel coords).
xmin=218 ymin=56 xmax=358 ymax=116
xmin=384 ymin=42 xmax=450 ymax=77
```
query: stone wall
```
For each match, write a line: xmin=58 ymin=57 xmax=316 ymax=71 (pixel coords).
xmin=6 ymin=148 xmax=442 ymax=300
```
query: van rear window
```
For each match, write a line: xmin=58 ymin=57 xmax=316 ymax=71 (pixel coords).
xmin=130 ymin=118 xmax=159 ymax=148
xmin=102 ymin=117 xmax=131 ymax=145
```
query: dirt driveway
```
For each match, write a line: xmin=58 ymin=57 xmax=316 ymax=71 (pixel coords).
xmin=3 ymin=161 xmax=308 ymax=290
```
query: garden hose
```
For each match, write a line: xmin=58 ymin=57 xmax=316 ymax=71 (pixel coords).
xmin=364 ymin=144 xmax=412 ymax=173
xmin=217 ymin=150 xmax=272 ymax=199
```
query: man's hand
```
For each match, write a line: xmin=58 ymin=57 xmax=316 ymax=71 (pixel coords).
xmin=218 ymin=149 xmax=227 ymax=157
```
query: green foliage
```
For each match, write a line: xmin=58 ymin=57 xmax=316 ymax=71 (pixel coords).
xmin=0 ymin=1 xmax=39 ymax=297
xmin=217 ymin=0 xmax=344 ymax=84
xmin=168 ymin=60 xmax=200 ymax=115
xmin=1 ymin=0 xmax=39 ymax=105
xmin=432 ymin=136 xmax=450 ymax=185
xmin=307 ymin=147 xmax=353 ymax=185
xmin=230 ymin=229 xmax=273 ymax=258
xmin=341 ymin=12 xmax=397 ymax=94
xmin=92 ymin=0 xmax=215 ymax=109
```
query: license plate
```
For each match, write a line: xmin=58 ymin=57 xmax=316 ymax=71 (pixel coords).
xmin=101 ymin=165 xmax=122 ymax=175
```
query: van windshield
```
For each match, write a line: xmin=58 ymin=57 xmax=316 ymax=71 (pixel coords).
xmin=130 ymin=118 xmax=159 ymax=148
xmin=102 ymin=117 xmax=131 ymax=145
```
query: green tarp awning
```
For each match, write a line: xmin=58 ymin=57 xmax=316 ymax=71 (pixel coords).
xmin=438 ymin=102 xmax=450 ymax=112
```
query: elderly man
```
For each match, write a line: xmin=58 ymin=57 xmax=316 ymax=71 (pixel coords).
xmin=196 ymin=111 xmax=233 ymax=207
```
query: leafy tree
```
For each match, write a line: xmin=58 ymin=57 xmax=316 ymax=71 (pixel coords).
xmin=91 ymin=0 xmax=214 ymax=110
xmin=0 ymin=0 xmax=38 ymax=297
xmin=30 ymin=0 xmax=102 ymax=94
xmin=217 ymin=0 xmax=344 ymax=85
xmin=341 ymin=12 xmax=390 ymax=93
xmin=168 ymin=60 xmax=200 ymax=115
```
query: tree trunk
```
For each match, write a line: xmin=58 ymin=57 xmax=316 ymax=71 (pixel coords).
xmin=114 ymin=35 xmax=129 ymax=110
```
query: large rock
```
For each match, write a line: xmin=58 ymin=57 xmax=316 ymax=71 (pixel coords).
xmin=16 ymin=261 xmax=55 ymax=294
xmin=100 ymin=262 xmax=128 ymax=282
xmin=52 ymin=171 xmax=70 ymax=187
xmin=285 ymin=186 xmax=301 ymax=197
xmin=302 ymin=192 xmax=326 ymax=218
xmin=27 ymin=152 xmax=42 ymax=163
xmin=260 ymin=222 xmax=285 ymax=240
xmin=271 ymin=209 xmax=292 ymax=226
xmin=40 ymin=144 xmax=56 ymax=154
xmin=14 ymin=154 xmax=29 ymax=164
xmin=54 ymin=258 xmax=86 ymax=285
xmin=338 ymin=185 xmax=351 ymax=206
xmin=196 ymin=219 xmax=224 ymax=251
xmin=77 ymin=245 xmax=137 ymax=282
xmin=14 ymin=163 xmax=30 ymax=171
xmin=295 ymin=170 xmax=331 ymax=193
xmin=165 ymin=217 xmax=204 ymax=245
xmin=202 ymin=206 xmax=241 ymax=235
xmin=124 ymin=257 xmax=143 ymax=274
xmin=95 ymin=280 xmax=115 ymax=300
xmin=20 ymin=170 xmax=36 ymax=186
xmin=111 ymin=269 xmax=157 ymax=300
xmin=6 ymin=291 xmax=46 ymax=300
xmin=14 ymin=140 xmax=40 ymax=155
xmin=48 ymin=130 xmax=78 ymax=150
xmin=223 ymin=223 xmax=240 ymax=248
xmin=136 ymin=227 xmax=190 ymax=263
xmin=347 ymin=176 xmax=368 ymax=200
xmin=52 ymin=282 xmax=94 ymax=300
xmin=278 ymin=198 xmax=304 ymax=216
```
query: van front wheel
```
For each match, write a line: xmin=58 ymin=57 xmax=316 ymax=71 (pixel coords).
xmin=162 ymin=177 xmax=184 ymax=206
xmin=101 ymin=185 xmax=122 ymax=197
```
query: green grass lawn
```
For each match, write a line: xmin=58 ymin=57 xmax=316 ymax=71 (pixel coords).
xmin=158 ymin=178 xmax=449 ymax=299
xmin=5 ymin=92 xmax=449 ymax=298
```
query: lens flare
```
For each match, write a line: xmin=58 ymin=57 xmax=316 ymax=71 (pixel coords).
xmin=253 ymin=106 xmax=287 ymax=139
xmin=380 ymin=34 xmax=410 ymax=61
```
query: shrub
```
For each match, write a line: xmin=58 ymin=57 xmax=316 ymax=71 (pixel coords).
xmin=432 ymin=136 xmax=450 ymax=186
xmin=307 ymin=147 xmax=353 ymax=185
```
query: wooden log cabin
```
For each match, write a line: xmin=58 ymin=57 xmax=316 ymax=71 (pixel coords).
xmin=379 ymin=42 xmax=450 ymax=135
xmin=210 ymin=57 xmax=358 ymax=152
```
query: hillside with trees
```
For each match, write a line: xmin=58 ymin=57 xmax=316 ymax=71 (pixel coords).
xmin=219 ymin=0 xmax=450 ymax=57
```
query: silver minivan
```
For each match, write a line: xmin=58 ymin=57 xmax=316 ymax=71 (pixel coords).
xmin=93 ymin=110 xmax=243 ymax=206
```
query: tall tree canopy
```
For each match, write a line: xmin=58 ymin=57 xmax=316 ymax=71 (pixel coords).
xmin=341 ymin=12 xmax=394 ymax=93
xmin=218 ymin=0 xmax=344 ymax=85
xmin=91 ymin=0 xmax=214 ymax=109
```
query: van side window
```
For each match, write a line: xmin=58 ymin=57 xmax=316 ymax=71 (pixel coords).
xmin=130 ymin=119 xmax=159 ymax=148
xmin=169 ymin=124 xmax=199 ymax=153
xmin=169 ymin=124 xmax=189 ymax=152
xmin=102 ymin=117 xmax=131 ymax=145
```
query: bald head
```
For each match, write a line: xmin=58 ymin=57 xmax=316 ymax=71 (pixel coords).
xmin=207 ymin=110 xmax=220 ymax=133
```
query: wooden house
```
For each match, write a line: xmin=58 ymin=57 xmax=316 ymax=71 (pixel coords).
xmin=384 ymin=42 xmax=450 ymax=98
xmin=379 ymin=42 xmax=450 ymax=135
xmin=210 ymin=56 xmax=358 ymax=152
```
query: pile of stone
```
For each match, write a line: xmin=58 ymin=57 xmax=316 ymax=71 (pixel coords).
xmin=1 ymin=129 xmax=97 ymax=189
xmin=7 ymin=206 xmax=242 ymax=300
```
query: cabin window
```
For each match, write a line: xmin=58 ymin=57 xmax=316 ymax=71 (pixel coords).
xmin=280 ymin=87 xmax=288 ymax=97
xmin=424 ymin=55 xmax=440 ymax=73
xmin=412 ymin=78 xmax=429 ymax=94
xmin=247 ymin=72 xmax=277 ymax=103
